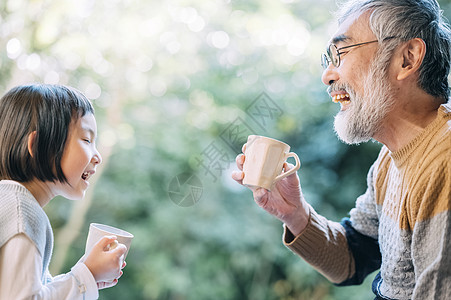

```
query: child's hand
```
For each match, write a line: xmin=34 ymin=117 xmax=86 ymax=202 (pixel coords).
xmin=84 ymin=236 xmax=127 ymax=283
xmin=96 ymin=261 xmax=127 ymax=290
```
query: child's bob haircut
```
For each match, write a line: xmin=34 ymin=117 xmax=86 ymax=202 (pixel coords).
xmin=0 ymin=84 xmax=94 ymax=183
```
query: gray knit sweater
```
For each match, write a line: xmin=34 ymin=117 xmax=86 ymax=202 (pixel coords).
xmin=0 ymin=180 xmax=53 ymax=283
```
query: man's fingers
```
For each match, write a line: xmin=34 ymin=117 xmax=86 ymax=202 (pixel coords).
xmin=231 ymin=170 xmax=244 ymax=183
xmin=236 ymin=154 xmax=245 ymax=170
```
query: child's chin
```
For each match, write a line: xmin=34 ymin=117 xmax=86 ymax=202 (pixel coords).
xmin=64 ymin=191 xmax=86 ymax=201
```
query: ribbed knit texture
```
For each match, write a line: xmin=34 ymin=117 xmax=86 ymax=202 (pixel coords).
xmin=284 ymin=103 xmax=451 ymax=299
xmin=284 ymin=207 xmax=355 ymax=283
xmin=0 ymin=180 xmax=53 ymax=283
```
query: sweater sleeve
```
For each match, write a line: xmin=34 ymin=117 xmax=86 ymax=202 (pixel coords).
xmin=283 ymin=162 xmax=382 ymax=285
xmin=283 ymin=206 xmax=355 ymax=284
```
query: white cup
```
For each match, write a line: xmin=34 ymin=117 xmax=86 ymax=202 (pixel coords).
xmin=242 ymin=135 xmax=301 ymax=190
xmin=85 ymin=223 xmax=134 ymax=259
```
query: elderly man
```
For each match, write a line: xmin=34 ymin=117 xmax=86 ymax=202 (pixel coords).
xmin=232 ymin=0 xmax=451 ymax=299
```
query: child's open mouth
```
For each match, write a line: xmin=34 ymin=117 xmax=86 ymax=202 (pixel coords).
xmin=82 ymin=172 xmax=91 ymax=181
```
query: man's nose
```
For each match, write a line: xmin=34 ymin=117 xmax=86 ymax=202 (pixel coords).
xmin=321 ymin=64 xmax=339 ymax=86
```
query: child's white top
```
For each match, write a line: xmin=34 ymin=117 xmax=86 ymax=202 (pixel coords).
xmin=0 ymin=180 xmax=98 ymax=299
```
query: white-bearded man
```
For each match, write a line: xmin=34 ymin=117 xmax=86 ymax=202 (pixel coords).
xmin=232 ymin=1 xmax=451 ymax=299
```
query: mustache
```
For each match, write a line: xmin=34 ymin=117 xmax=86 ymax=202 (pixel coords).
xmin=327 ymin=83 xmax=351 ymax=96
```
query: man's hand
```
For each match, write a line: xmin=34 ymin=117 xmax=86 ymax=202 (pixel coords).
xmin=231 ymin=144 xmax=310 ymax=236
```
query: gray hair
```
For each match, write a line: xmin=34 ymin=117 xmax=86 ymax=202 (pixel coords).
xmin=337 ymin=0 xmax=451 ymax=100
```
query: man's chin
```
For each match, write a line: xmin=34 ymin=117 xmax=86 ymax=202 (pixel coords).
xmin=334 ymin=114 xmax=372 ymax=145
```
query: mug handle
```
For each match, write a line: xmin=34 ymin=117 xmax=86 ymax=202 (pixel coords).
xmin=273 ymin=152 xmax=301 ymax=183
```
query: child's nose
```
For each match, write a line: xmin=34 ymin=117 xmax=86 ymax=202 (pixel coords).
xmin=93 ymin=149 xmax=102 ymax=165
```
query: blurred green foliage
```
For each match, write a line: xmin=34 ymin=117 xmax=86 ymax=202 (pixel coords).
xmin=1 ymin=0 xmax=451 ymax=299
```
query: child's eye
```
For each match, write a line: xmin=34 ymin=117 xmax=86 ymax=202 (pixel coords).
xmin=83 ymin=139 xmax=91 ymax=144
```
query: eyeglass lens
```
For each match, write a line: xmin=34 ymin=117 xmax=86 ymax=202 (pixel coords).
xmin=321 ymin=54 xmax=329 ymax=69
xmin=321 ymin=44 xmax=339 ymax=70
xmin=328 ymin=44 xmax=339 ymax=67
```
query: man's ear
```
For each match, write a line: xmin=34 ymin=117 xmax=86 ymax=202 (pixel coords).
xmin=27 ymin=131 xmax=37 ymax=157
xmin=396 ymin=38 xmax=426 ymax=81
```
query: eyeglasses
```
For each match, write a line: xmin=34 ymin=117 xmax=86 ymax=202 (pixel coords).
xmin=321 ymin=37 xmax=396 ymax=70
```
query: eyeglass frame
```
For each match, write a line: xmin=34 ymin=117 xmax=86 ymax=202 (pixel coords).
xmin=321 ymin=36 xmax=397 ymax=70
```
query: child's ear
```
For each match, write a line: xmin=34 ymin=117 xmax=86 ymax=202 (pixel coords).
xmin=27 ymin=131 xmax=37 ymax=157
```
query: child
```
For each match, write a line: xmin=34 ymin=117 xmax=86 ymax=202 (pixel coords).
xmin=0 ymin=84 xmax=127 ymax=299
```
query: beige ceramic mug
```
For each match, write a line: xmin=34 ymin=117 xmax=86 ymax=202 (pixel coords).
xmin=85 ymin=223 xmax=134 ymax=259
xmin=242 ymin=135 xmax=301 ymax=190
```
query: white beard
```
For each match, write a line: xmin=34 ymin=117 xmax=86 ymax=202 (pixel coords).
xmin=333 ymin=58 xmax=395 ymax=144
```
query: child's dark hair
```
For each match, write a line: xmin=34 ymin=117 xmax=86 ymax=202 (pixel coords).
xmin=0 ymin=84 xmax=94 ymax=183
